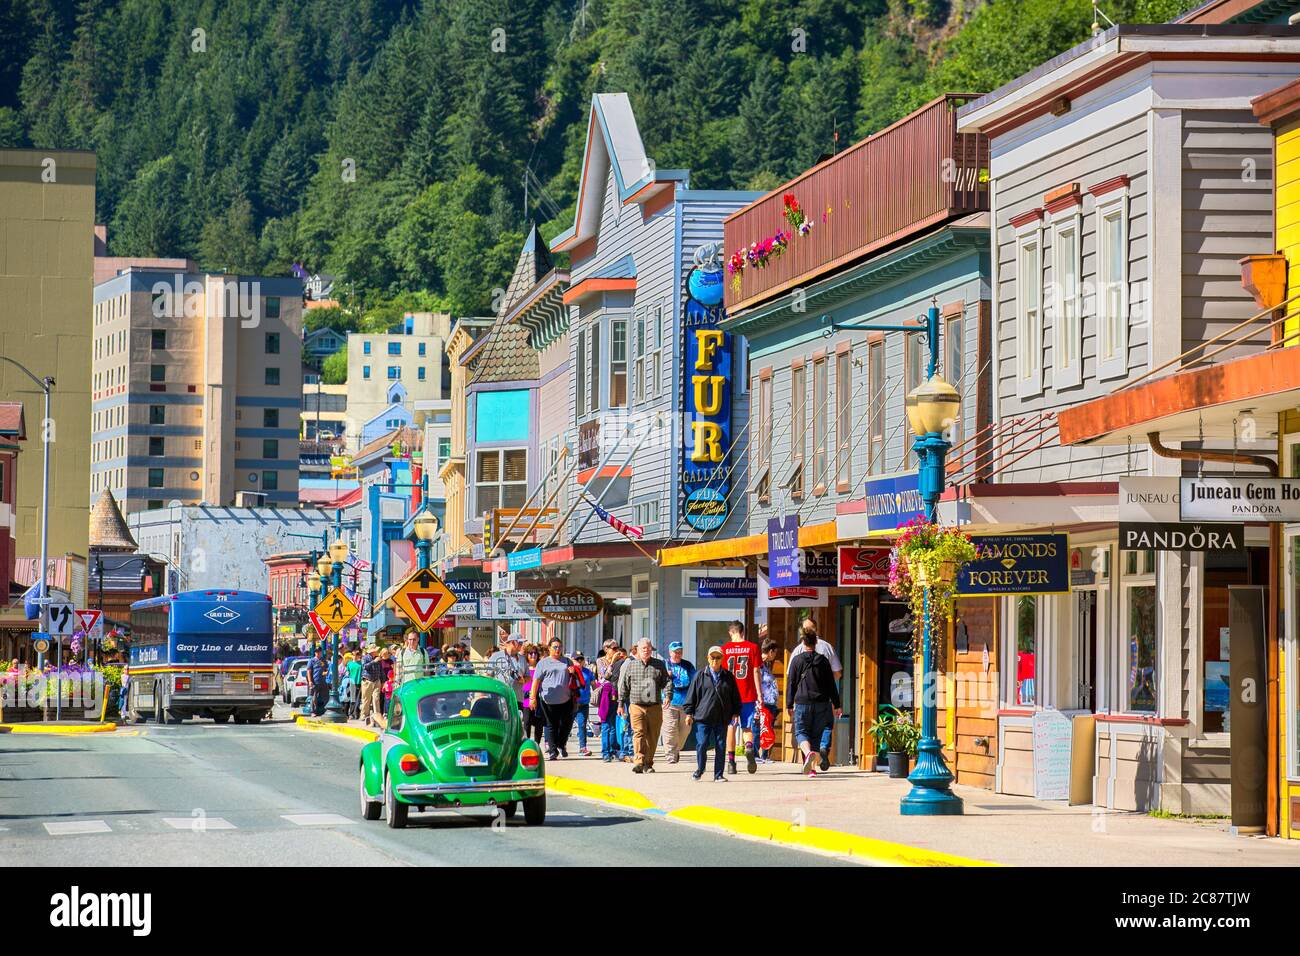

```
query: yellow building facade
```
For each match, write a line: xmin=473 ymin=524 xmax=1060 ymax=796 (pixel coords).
xmin=0 ymin=148 xmax=96 ymax=566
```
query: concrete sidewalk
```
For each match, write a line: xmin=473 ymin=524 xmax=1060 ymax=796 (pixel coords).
xmin=292 ymin=703 xmax=1300 ymax=865
xmin=549 ymin=750 xmax=1300 ymax=867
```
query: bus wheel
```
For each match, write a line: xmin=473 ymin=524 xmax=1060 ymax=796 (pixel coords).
xmin=213 ymin=714 xmax=231 ymax=724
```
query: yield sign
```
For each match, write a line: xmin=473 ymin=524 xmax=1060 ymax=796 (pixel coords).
xmin=391 ymin=567 xmax=457 ymax=632
xmin=307 ymin=610 xmax=331 ymax=641
xmin=75 ymin=609 xmax=104 ymax=639
xmin=313 ymin=587 xmax=359 ymax=633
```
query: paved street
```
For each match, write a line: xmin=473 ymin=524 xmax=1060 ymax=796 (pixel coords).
xmin=0 ymin=712 xmax=845 ymax=867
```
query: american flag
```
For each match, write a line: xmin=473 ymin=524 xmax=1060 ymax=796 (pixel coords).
xmin=587 ymin=498 xmax=644 ymax=540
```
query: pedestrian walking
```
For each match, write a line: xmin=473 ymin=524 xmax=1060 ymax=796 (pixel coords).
xmin=520 ymin=644 xmax=545 ymax=743
xmin=306 ymin=647 xmax=329 ymax=717
xmin=343 ymin=650 xmax=364 ymax=717
xmin=788 ymin=617 xmax=844 ymax=680
xmin=758 ymin=638 xmax=781 ymax=763
xmin=378 ymin=647 xmax=394 ymax=722
xmin=360 ymin=645 xmax=382 ymax=727
xmin=572 ymin=652 xmax=595 ymax=756
xmin=608 ymin=646 xmax=635 ymax=762
xmin=488 ymin=632 xmax=525 ymax=688
xmin=784 ymin=627 xmax=842 ymax=776
xmin=592 ymin=673 xmax=617 ymax=761
xmin=595 ymin=639 xmax=618 ymax=682
xmin=661 ymin=642 xmax=696 ymax=764
xmin=529 ymin=638 xmax=583 ymax=759
xmin=616 ymin=638 xmax=670 ymax=774
xmin=682 ymin=645 xmax=741 ymax=781
xmin=720 ymin=621 xmax=763 ymax=774
xmin=395 ymin=630 xmax=429 ymax=687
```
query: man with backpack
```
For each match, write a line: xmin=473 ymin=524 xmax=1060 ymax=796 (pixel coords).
xmin=784 ymin=627 xmax=842 ymax=776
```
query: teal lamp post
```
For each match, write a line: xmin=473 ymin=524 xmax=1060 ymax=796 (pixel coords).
xmin=320 ymin=540 xmax=350 ymax=723
xmin=410 ymin=508 xmax=439 ymax=650
xmin=900 ymin=372 xmax=964 ymax=816
xmin=412 ymin=508 xmax=438 ymax=571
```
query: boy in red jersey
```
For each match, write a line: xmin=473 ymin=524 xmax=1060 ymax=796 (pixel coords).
xmin=720 ymin=620 xmax=763 ymax=774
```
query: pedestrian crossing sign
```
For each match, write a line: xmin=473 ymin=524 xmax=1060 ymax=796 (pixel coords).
xmin=313 ymin=587 xmax=359 ymax=633
xmin=391 ymin=567 xmax=457 ymax=632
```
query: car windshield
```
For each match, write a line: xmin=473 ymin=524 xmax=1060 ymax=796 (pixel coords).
xmin=417 ymin=690 xmax=512 ymax=725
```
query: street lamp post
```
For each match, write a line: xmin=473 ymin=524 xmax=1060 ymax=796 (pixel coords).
xmin=1 ymin=357 xmax=54 ymax=669
xmin=321 ymin=539 xmax=350 ymax=723
xmin=900 ymin=372 xmax=964 ymax=817
xmin=410 ymin=508 xmax=439 ymax=652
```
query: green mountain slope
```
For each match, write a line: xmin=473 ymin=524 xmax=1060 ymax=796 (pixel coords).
xmin=0 ymin=0 xmax=1196 ymax=320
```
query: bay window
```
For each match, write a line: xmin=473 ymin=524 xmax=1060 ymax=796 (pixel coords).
xmin=791 ymin=362 xmax=806 ymax=497
xmin=476 ymin=448 xmax=528 ymax=513
xmin=812 ymin=355 xmax=828 ymax=494
xmin=835 ymin=347 xmax=851 ymax=489
xmin=610 ymin=318 xmax=627 ymax=407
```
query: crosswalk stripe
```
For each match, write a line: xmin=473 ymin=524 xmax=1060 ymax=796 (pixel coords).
xmin=163 ymin=817 xmax=236 ymax=830
xmin=43 ymin=820 xmax=111 ymax=835
xmin=281 ymin=812 xmax=356 ymax=827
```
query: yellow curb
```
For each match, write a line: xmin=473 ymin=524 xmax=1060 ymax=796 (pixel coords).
xmin=667 ymin=805 xmax=998 ymax=867
xmin=295 ymin=716 xmax=379 ymax=742
xmin=0 ymin=722 xmax=117 ymax=735
xmin=545 ymin=774 xmax=659 ymax=812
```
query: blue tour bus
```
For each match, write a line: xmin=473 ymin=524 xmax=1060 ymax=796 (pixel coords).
xmin=126 ymin=589 xmax=276 ymax=724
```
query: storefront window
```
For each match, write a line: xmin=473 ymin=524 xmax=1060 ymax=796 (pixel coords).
xmin=1291 ymin=536 xmax=1300 ymax=775
xmin=1016 ymin=596 xmax=1037 ymax=706
xmin=1122 ymin=550 xmax=1157 ymax=713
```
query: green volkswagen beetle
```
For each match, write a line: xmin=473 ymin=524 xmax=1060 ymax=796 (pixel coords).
xmin=358 ymin=669 xmax=547 ymax=827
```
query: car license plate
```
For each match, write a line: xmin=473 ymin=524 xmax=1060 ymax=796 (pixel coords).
xmin=455 ymin=750 xmax=490 ymax=768
xmin=228 ymin=673 xmax=248 ymax=682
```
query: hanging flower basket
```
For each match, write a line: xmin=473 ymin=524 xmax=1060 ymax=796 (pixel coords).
xmin=887 ymin=517 xmax=982 ymax=638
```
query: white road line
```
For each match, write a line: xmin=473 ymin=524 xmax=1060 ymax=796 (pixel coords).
xmin=163 ymin=817 xmax=236 ymax=830
xmin=281 ymin=813 xmax=356 ymax=827
xmin=43 ymin=820 xmax=112 ymax=836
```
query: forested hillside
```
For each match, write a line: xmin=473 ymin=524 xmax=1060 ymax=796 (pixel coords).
xmin=0 ymin=0 xmax=1194 ymax=323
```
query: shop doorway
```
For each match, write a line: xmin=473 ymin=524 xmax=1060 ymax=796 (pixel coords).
xmin=1073 ymin=589 xmax=1097 ymax=712
xmin=876 ymin=598 xmax=914 ymax=769
xmin=833 ymin=596 xmax=859 ymax=766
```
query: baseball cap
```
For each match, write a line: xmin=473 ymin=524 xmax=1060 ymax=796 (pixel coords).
xmin=707 ymin=645 xmax=723 ymax=658
xmin=668 ymin=641 xmax=683 ymax=651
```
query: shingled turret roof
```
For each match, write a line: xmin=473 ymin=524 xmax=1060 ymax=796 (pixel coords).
xmin=89 ymin=488 xmax=137 ymax=553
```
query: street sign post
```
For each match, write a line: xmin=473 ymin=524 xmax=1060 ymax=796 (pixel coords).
xmin=391 ymin=567 xmax=457 ymax=632
xmin=307 ymin=610 xmax=331 ymax=642
xmin=312 ymin=587 xmax=359 ymax=633
xmin=75 ymin=609 xmax=104 ymax=642
xmin=44 ymin=601 xmax=74 ymax=637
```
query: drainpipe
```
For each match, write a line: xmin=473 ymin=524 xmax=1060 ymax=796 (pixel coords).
xmin=1148 ymin=431 xmax=1279 ymax=835
xmin=1145 ymin=432 xmax=1277 ymax=477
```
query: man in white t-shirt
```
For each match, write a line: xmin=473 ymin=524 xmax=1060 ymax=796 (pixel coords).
xmin=785 ymin=618 xmax=843 ymax=681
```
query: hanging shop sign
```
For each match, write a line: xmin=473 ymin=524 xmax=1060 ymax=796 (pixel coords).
xmin=578 ymin=419 xmax=601 ymax=472
xmin=696 ymin=577 xmax=758 ymax=600
xmin=478 ymin=591 xmax=542 ymax=620
xmin=796 ymin=549 xmax=838 ymax=587
xmin=682 ymin=243 xmax=732 ymax=531
xmin=837 ymin=547 xmax=891 ymax=587
xmin=1179 ymin=477 xmax=1300 ymax=522
xmin=756 ymin=570 xmax=828 ymax=609
xmin=491 ymin=568 xmax=516 ymax=594
xmin=1118 ymin=477 xmax=1244 ymax=550
xmin=446 ymin=576 xmax=492 ymax=616
xmin=535 ymin=587 xmax=603 ymax=622
xmin=956 ymin=533 xmax=1070 ymax=596
xmin=507 ymin=547 xmax=543 ymax=572
xmin=1119 ymin=523 xmax=1245 ymax=552
xmin=862 ymin=470 xmax=925 ymax=533
xmin=767 ymin=514 xmax=801 ymax=587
